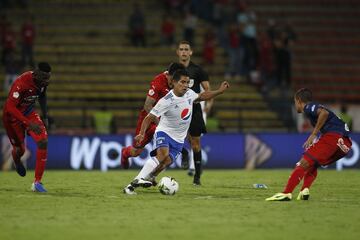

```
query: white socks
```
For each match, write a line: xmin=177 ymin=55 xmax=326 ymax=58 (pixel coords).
xmin=135 ymin=157 xmax=159 ymax=180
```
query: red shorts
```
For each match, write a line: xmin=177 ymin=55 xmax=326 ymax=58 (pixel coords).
xmin=133 ymin=110 xmax=157 ymax=148
xmin=303 ymin=132 xmax=352 ymax=167
xmin=3 ymin=111 xmax=48 ymax=147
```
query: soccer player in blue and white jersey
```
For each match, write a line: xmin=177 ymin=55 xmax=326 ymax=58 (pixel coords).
xmin=123 ymin=69 xmax=229 ymax=195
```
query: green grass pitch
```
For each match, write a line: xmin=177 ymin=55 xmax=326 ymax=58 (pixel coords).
xmin=1 ymin=169 xmax=360 ymax=240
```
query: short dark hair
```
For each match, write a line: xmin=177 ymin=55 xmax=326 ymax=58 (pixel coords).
xmin=295 ymin=88 xmax=312 ymax=102
xmin=38 ymin=62 xmax=51 ymax=73
xmin=177 ymin=40 xmax=191 ymax=49
xmin=172 ymin=69 xmax=189 ymax=81
xmin=167 ymin=62 xmax=185 ymax=75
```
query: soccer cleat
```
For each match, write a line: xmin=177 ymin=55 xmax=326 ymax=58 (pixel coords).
xmin=297 ymin=188 xmax=310 ymax=200
xmin=14 ymin=161 xmax=26 ymax=177
xmin=193 ymin=176 xmax=201 ymax=186
xmin=123 ymin=185 xmax=137 ymax=195
xmin=181 ymin=148 xmax=190 ymax=169
xmin=266 ymin=193 xmax=292 ymax=201
xmin=31 ymin=182 xmax=47 ymax=193
xmin=121 ymin=148 xmax=130 ymax=169
xmin=130 ymin=178 xmax=153 ymax=188
xmin=148 ymin=176 xmax=158 ymax=187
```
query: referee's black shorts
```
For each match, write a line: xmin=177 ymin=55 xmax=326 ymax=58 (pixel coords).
xmin=189 ymin=105 xmax=207 ymax=137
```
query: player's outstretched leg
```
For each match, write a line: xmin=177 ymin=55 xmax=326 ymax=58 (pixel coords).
xmin=12 ymin=146 xmax=26 ymax=177
xmin=266 ymin=160 xmax=307 ymax=201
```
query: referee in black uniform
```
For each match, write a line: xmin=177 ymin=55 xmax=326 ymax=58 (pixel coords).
xmin=177 ymin=40 xmax=213 ymax=185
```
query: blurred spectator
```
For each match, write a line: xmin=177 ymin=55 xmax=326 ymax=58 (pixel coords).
xmin=160 ymin=14 xmax=175 ymax=46
xmin=237 ymin=8 xmax=258 ymax=77
xmin=128 ymin=3 xmax=146 ymax=47
xmin=258 ymin=32 xmax=276 ymax=93
xmin=92 ymin=106 xmax=116 ymax=134
xmin=339 ymin=104 xmax=353 ymax=131
xmin=273 ymin=20 xmax=297 ymax=88
xmin=224 ymin=22 xmax=243 ymax=81
xmin=202 ymin=26 xmax=216 ymax=65
xmin=0 ymin=14 xmax=7 ymax=38
xmin=163 ymin=0 xmax=186 ymax=16
xmin=21 ymin=15 xmax=36 ymax=68
xmin=1 ymin=21 xmax=16 ymax=67
xmin=183 ymin=9 xmax=197 ymax=46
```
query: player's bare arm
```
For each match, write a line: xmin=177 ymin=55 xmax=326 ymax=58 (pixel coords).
xmin=143 ymin=96 xmax=156 ymax=113
xmin=303 ymin=108 xmax=329 ymax=149
xmin=201 ymin=81 xmax=213 ymax=114
xmin=196 ymin=81 xmax=229 ymax=102
xmin=135 ymin=113 xmax=159 ymax=143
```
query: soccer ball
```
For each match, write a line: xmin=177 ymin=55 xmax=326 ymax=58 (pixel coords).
xmin=158 ymin=176 xmax=179 ymax=195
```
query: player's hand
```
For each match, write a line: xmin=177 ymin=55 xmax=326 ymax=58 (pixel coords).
xmin=219 ymin=81 xmax=230 ymax=93
xmin=28 ymin=122 xmax=42 ymax=135
xmin=303 ymin=134 xmax=316 ymax=149
xmin=134 ymin=134 xmax=144 ymax=144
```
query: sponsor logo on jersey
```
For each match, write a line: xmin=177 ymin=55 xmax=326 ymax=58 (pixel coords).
xmin=181 ymin=108 xmax=191 ymax=120
xmin=148 ymin=89 xmax=155 ymax=96
xmin=13 ymin=92 xmax=19 ymax=99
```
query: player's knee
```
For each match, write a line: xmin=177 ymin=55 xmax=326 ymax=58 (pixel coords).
xmin=192 ymin=143 xmax=201 ymax=152
xmin=37 ymin=139 xmax=48 ymax=149
xmin=297 ymin=158 xmax=310 ymax=170
xmin=190 ymin=139 xmax=201 ymax=151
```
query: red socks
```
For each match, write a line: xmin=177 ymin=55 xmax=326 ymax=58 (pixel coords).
xmin=122 ymin=146 xmax=132 ymax=158
xmin=283 ymin=165 xmax=306 ymax=194
xmin=301 ymin=167 xmax=318 ymax=190
xmin=35 ymin=149 xmax=47 ymax=182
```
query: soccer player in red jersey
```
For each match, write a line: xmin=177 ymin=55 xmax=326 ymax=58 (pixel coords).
xmin=266 ymin=88 xmax=352 ymax=201
xmin=120 ymin=62 xmax=185 ymax=169
xmin=2 ymin=62 xmax=51 ymax=192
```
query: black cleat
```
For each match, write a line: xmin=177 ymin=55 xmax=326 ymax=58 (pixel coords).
xmin=14 ymin=161 xmax=26 ymax=177
xmin=193 ymin=176 xmax=201 ymax=186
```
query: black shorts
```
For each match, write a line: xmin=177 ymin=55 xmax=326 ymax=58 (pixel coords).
xmin=189 ymin=104 xmax=207 ymax=137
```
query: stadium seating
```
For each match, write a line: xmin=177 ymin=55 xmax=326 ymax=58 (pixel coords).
xmin=1 ymin=0 xmax=358 ymax=133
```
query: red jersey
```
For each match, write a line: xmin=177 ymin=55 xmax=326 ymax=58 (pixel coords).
xmin=3 ymin=71 xmax=46 ymax=127
xmin=133 ymin=72 xmax=170 ymax=147
xmin=138 ymin=71 xmax=170 ymax=118
xmin=147 ymin=72 xmax=170 ymax=102
xmin=2 ymin=29 xmax=16 ymax=50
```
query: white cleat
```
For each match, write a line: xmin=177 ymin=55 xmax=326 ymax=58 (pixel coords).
xmin=297 ymin=188 xmax=310 ymax=200
xmin=123 ymin=185 xmax=137 ymax=195
xmin=131 ymin=178 xmax=153 ymax=188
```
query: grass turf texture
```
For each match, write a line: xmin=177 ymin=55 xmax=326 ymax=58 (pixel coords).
xmin=1 ymin=170 xmax=359 ymax=240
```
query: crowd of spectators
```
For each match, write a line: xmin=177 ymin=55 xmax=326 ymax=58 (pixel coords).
xmin=1 ymin=12 xmax=36 ymax=92
xmin=127 ymin=0 xmax=296 ymax=95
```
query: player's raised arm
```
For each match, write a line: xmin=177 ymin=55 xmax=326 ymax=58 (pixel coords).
xmin=196 ymin=81 xmax=229 ymax=102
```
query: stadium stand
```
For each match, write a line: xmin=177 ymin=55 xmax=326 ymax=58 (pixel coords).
xmin=1 ymin=0 xmax=358 ymax=133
